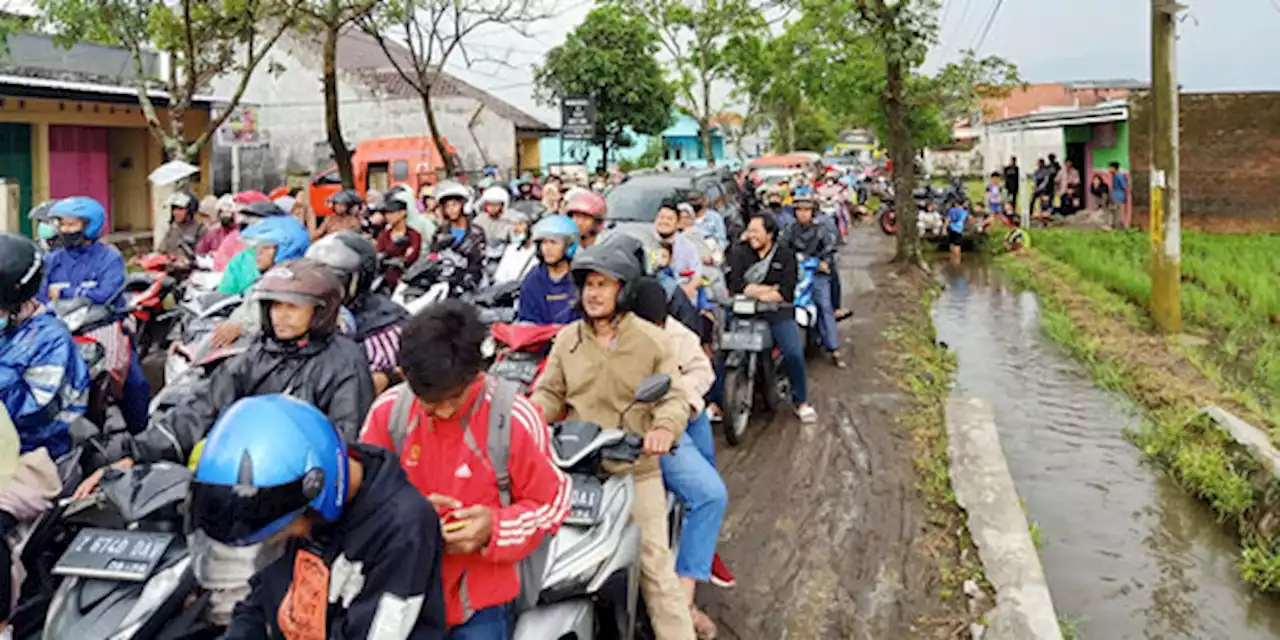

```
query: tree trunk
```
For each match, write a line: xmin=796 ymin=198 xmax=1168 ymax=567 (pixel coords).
xmin=883 ymin=53 xmax=921 ymax=266
xmin=323 ymin=25 xmax=355 ymax=188
xmin=420 ymin=90 xmax=456 ymax=178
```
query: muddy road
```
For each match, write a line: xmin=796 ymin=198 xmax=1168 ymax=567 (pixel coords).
xmin=701 ymin=228 xmax=952 ymax=639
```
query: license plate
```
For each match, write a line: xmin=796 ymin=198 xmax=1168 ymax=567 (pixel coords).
xmin=490 ymin=357 xmax=539 ymax=384
xmin=720 ymin=329 xmax=767 ymax=352
xmin=54 ymin=528 xmax=175 ymax=582
xmin=566 ymin=475 xmax=604 ymax=526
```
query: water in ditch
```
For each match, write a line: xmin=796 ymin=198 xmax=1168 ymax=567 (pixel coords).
xmin=932 ymin=258 xmax=1280 ymax=639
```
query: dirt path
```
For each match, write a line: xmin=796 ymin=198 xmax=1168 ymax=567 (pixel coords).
xmin=700 ymin=227 xmax=952 ymax=639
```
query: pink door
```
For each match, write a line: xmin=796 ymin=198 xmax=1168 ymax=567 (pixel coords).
xmin=49 ymin=125 xmax=112 ymax=233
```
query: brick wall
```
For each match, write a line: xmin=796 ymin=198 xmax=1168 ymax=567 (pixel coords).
xmin=1129 ymin=92 xmax=1280 ymax=232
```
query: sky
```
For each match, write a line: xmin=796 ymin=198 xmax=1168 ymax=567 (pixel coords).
xmin=452 ymin=0 xmax=1280 ymax=127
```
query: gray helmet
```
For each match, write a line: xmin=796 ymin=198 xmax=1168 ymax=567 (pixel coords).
xmin=571 ymin=233 xmax=645 ymax=290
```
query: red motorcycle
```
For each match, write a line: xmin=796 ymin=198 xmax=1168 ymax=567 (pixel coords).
xmin=487 ymin=323 xmax=562 ymax=393
xmin=125 ymin=254 xmax=186 ymax=357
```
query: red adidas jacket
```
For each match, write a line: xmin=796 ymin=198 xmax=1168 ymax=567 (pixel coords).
xmin=359 ymin=376 xmax=571 ymax=627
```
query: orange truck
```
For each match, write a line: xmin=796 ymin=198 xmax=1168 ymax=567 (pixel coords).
xmin=309 ymin=136 xmax=462 ymax=216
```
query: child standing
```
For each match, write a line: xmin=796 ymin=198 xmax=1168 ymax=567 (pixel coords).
xmin=947 ymin=200 xmax=970 ymax=261
xmin=986 ymin=171 xmax=1005 ymax=219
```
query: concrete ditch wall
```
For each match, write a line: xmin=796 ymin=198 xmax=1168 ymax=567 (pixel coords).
xmin=946 ymin=397 xmax=1062 ymax=640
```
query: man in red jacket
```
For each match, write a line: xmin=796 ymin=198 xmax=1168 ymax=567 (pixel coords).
xmin=361 ymin=299 xmax=570 ymax=638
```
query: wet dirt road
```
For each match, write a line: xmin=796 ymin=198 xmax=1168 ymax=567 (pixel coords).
xmin=701 ymin=228 xmax=945 ymax=639
xmin=933 ymin=259 xmax=1280 ymax=639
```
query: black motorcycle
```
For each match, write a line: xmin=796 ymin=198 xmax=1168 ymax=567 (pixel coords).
xmin=717 ymin=296 xmax=792 ymax=446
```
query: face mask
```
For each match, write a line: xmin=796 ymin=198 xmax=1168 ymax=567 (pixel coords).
xmin=368 ymin=223 xmax=386 ymax=237
xmin=0 ymin=314 xmax=9 ymax=333
xmin=769 ymin=202 xmax=782 ymax=211
xmin=510 ymin=233 xmax=527 ymax=245
xmin=37 ymin=221 xmax=58 ymax=241
xmin=58 ymin=231 xmax=85 ymax=247
xmin=219 ymin=215 xmax=235 ymax=228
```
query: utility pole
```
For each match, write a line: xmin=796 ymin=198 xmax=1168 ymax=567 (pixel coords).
xmin=1150 ymin=0 xmax=1184 ymax=333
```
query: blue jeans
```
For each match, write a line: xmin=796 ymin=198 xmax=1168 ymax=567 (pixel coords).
xmin=771 ymin=320 xmax=808 ymax=404
xmin=121 ymin=350 xmax=151 ymax=434
xmin=812 ymin=273 xmax=840 ymax=353
xmin=448 ymin=602 xmax=512 ymax=639
xmin=660 ymin=411 xmax=726 ymax=581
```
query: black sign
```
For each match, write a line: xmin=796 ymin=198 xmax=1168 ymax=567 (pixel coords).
xmin=566 ymin=473 xmax=604 ymax=526
xmin=561 ymin=96 xmax=596 ymax=141
xmin=54 ymin=528 xmax=176 ymax=582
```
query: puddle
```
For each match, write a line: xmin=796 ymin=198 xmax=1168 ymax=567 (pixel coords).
xmin=932 ymin=259 xmax=1280 ymax=639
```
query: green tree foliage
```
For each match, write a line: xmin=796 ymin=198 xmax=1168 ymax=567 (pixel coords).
xmin=534 ymin=4 xmax=673 ymax=173
xmin=610 ymin=0 xmax=765 ymax=166
xmin=38 ymin=0 xmax=300 ymax=162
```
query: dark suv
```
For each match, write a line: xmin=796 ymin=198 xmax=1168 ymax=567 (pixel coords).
xmin=605 ymin=168 xmax=744 ymax=237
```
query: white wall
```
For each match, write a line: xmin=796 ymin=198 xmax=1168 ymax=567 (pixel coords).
xmin=209 ymin=34 xmax=517 ymax=178
xmin=979 ymin=127 xmax=1063 ymax=176
xmin=923 ymin=148 xmax=983 ymax=177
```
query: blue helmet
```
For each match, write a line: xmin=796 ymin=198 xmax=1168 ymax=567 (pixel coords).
xmin=240 ymin=216 xmax=311 ymax=265
xmin=50 ymin=196 xmax=107 ymax=240
xmin=531 ymin=214 xmax=581 ymax=260
xmin=187 ymin=395 xmax=349 ymax=546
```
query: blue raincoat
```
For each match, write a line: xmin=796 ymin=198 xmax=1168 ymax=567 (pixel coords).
xmin=38 ymin=242 xmax=126 ymax=307
xmin=0 ymin=309 xmax=90 ymax=458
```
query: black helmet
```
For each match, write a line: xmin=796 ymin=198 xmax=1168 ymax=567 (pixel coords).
xmin=305 ymin=231 xmax=377 ymax=302
xmin=0 ymin=233 xmax=43 ymax=313
xmin=571 ymin=233 xmax=645 ymax=290
xmin=239 ymin=201 xmax=289 ymax=220
xmin=330 ymin=189 xmax=363 ymax=208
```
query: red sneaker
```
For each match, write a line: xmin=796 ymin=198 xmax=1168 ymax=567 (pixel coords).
xmin=709 ymin=553 xmax=736 ymax=588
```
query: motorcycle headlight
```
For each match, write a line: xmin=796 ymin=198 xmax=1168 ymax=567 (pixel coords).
xmin=109 ymin=555 xmax=192 ymax=640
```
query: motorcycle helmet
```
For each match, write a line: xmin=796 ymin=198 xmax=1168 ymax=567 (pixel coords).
xmin=49 ymin=196 xmax=107 ymax=240
xmin=186 ymin=395 xmax=348 ymax=546
xmin=166 ymin=190 xmax=199 ymax=222
xmin=433 ymin=180 xmax=470 ymax=204
xmin=563 ymin=189 xmax=606 ymax=220
xmin=376 ymin=188 xmax=415 ymax=214
xmin=329 ymin=189 xmax=363 ymax=213
xmin=240 ymin=215 xmax=310 ymax=266
xmin=530 ymin=214 xmax=581 ymax=262
xmin=0 ymin=233 xmax=43 ymax=315
xmin=239 ymin=200 xmax=290 ymax=222
xmin=233 ymin=191 xmax=270 ymax=206
xmin=27 ymin=200 xmax=60 ymax=243
xmin=792 ymin=193 xmax=816 ymax=209
xmin=571 ymin=233 xmax=645 ymax=313
xmin=255 ymin=258 xmax=343 ymax=339
xmin=479 ymin=186 xmax=511 ymax=209
xmin=305 ymin=231 xmax=377 ymax=303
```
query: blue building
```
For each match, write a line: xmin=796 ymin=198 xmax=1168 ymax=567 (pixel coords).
xmin=539 ymin=114 xmax=728 ymax=172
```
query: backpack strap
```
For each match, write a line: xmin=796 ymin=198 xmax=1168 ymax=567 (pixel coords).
xmin=385 ymin=383 xmax=419 ymax=454
xmin=486 ymin=376 xmax=521 ymax=507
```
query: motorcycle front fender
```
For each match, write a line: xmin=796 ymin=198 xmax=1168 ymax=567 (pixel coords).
xmin=514 ymin=599 xmax=595 ymax=640
xmin=724 ymin=349 xmax=747 ymax=369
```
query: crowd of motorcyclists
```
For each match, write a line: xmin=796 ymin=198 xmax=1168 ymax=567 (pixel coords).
xmin=0 ymin=161 xmax=860 ymax=639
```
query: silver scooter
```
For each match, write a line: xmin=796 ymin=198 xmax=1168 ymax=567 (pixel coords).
xmin=515 ymin=375 xmax=680 ymax=640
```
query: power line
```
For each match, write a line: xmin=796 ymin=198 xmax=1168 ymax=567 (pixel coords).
xmin=971 ymin=0 xmax=1005 ymax=52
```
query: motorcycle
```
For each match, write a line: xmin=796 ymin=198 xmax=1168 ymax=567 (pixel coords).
xmin=716 ymin=296 xmax=792 ymax=446
xmin=390 ymin=250 xmax=475 ymax=316
xmin=469 ymin=280 xmax=521 ymax=327
xmin=163 ymin=293 xmax=243 ymax=385
xmin=42 ymin=463 xmax=216 ymax=639
xmin=486 ymin=322 xmax=561 ymax=393
xmin=792 ymin=257 xmax=823 ymax=354
xmin=122 ymin=256 xmax=185 ymax=359
xmin=514 ymin=375 xmax=681 ymax=640
xmin=50 ymin=297 xmax=132 ymax=431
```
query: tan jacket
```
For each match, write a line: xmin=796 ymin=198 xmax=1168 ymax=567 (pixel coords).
xmin=664 ymin=317 xmax=713 ymax=415
xmin=531 ymin=313 xmax=690 ymax=477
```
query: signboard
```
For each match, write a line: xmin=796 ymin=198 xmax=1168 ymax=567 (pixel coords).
xmin=54 ymin=528 xmax=175 ymax=582
xmin=561 ymin=96 xmax=596 ymax=141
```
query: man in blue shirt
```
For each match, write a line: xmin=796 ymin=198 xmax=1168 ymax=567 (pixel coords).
xmin=517 ymin=215 xmax=581 ymax=325
xmin=947 ymin=200 xmax=970 ymax=262
xmin=688 ymin=192 xmax=727 ymax=253
xmin=1108 ymin=162 xmax=1129 ymax=230
xmin=39 ymin=197 xmax=150 ymax=434
xmin=1 ymin=233 xmax=89 ymax=463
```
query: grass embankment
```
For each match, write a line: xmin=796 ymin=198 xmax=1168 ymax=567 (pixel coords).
xmin=883 ymin=276 xmax=991 ymax=629
xmin=996 ymin=229 xmax=1280 ymax=592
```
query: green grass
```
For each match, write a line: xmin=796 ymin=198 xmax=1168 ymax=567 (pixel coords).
xmin=1031 ymin=229 xmax=1280 ymax=432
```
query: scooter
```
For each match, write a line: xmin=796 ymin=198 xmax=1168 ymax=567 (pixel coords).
xmin=792 ymin=257 xmax=824 ymax=354
xmin=717 ymin=296 xmax=792 ymax=446
xmin=49 ymin=297 xmax=132 ymax=431
xmin=390 ymin=250 xmax=474 ymax=316
xmin=487 ymin=322 xmax=562 ymax=392
xmin=163 ymin=293 xmax=243 ymax=385
xmin=42 ymin=463 xmax=216 ymax=639
xmin=514 ymin=375 xmax=679 ymax=640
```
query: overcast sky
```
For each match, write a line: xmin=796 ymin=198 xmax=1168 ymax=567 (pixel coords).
xmin=453 ymin=0 xmax=1280 ymax=127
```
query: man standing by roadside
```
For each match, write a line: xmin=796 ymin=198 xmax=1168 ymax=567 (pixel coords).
xmin=1108 ymin=162 xmax=1129 ymax=230
xmin=1003 ymin=156 xmax=1021 ymax=213
xmin=1031 ymin=158 xmax=1052 ymax=217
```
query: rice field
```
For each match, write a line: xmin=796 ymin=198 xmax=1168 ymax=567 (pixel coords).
xmin=1032 ymin=229 xmax=1280 ymax=426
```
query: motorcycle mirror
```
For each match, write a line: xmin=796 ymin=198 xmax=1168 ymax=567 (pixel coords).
xmin=634 ymin=374 xmax=671 ymax=404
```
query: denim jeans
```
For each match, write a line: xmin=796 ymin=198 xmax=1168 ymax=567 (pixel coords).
xmin=770 ymin=320 xmax=808 ymax=404
xmin=448 ymin=602 xmax=512 ymax=640
xmin=811 ymin=273 xmax=840 ymax=353
xmin=660 ymin=411 xmax=726 ymax=581
xmin=121 ymin=350 xmax=152 ymax=434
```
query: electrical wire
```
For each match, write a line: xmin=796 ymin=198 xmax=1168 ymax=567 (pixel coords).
xmin=971 ymin=0 xmax=1005 ymax=52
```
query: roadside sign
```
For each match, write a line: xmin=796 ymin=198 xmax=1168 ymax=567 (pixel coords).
xmin=561 ymin=96 xmax=596 ymax=141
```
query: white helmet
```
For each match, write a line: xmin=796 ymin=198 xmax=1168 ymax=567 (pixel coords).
xmin=479 ymin=186 xmax=511 ymax=208
xmin=432 ymin=180 xmax=471 ymax=203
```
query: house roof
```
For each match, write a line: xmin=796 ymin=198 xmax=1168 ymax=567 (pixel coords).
xmin=986 ymin=100 xmax=1129 ymax=132
xmin=980 ymin=82 xmax=1136 ymax=121
xmin=0 ymin=73 xmax=213 ymax=106
xmin=662 ymin=114 xmax=722 ymax=138
xmin=330 ymin=29 xmax=554 ymax=132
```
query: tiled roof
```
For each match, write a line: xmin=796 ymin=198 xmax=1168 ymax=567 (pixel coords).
xmin=980 ymin=82 xmax=1135 ymax=121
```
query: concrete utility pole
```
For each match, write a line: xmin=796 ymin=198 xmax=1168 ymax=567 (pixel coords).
xmin=1150 ymin=0 xmax=1184 ymax=333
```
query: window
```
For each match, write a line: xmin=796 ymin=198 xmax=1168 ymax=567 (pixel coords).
xmin=367 ymin=162 xmax=390 ymax=191
xmin=312 ymin=169 xmax=341 ymax=186
xmin=392 ymin=160 xmax=409 ymax=181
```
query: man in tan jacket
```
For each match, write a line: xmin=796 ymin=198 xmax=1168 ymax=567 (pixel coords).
xmin=531 ymin=237 xmax=696 ymax=640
